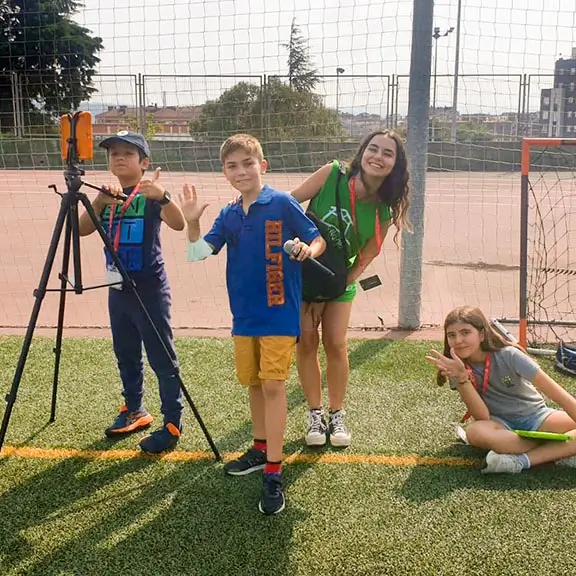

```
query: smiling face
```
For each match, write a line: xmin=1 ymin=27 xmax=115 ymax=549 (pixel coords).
xmin=222 ymin=150 xmax=267 ymax=196
xmin=446 ymin=321 xmax=485 ymax=362
xmin=359 ymin=133 xmax=397 ymax=180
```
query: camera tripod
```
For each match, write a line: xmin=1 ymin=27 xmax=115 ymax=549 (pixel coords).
xmin=0 ymin=112 xmax=220 ymax=460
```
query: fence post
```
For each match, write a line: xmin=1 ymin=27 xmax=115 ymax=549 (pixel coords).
xmin=138 ymin=73 xmax=146 ymax=134
xmin=398 ymin=0 xmax=433 ymax=329
xmin=11 ymin=72 xmax=24 ymax=137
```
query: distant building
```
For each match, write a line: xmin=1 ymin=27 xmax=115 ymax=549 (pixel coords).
xmin=93 ymin=105 xmax=203 ymax=139
xmin=539 ymin=47 xmax=576 ymax=137
xmin=339 ymin=112 xmax=388 ymax=138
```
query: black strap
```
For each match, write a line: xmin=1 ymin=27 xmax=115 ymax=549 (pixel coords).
xmin=334 ymin=168 xmax=349 ymax=262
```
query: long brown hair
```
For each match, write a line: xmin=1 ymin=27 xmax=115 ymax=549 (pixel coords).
xmin=436 ymin=305 xmax=524 ymax=386
xmin=347 ymin=129 xmax=411 ymax=245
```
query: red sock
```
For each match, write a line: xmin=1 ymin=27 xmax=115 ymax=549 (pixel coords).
xmin=264 ymin=461 xmax=282 ymax=476
xmin=253 ymin=439 xmax=267 ymax=453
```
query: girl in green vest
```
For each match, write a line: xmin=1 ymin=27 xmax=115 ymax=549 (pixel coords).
xmin=291 ymin=130 xmax=411 ymax=448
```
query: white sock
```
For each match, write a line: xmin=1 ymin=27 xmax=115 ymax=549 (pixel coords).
xmin=516 ymin=453 xmax=531 ymax=469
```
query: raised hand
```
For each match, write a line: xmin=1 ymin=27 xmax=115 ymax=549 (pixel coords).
xmin=140 ymin=167 xmax=165 ymax=201
xmin=179 ymin=182 xmax=209 ymax=223
xmin=425 ymin=348 xmax=468 ymax=381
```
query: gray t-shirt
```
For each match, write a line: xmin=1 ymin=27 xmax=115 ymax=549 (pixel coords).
xmin=449 ymin=346 xmax=546 ymax=421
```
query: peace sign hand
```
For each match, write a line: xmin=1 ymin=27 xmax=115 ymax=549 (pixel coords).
xmin=140 ymin=167 xmax=165 ymax=201
xmin=425 ymin=348 xmax=468 ymax=382
xmin=178 ymin=182 xmax=209 ymax=223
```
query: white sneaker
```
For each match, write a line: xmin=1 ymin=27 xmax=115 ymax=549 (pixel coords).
xmin=481 ymin=450 xmax=524 ymax=474
xmin=305 ymin=409 xmax=327 ymax=446
xmin=556 ymin=455 xmax=576 ymax=468
xmin=329 ymin=410 xmax=351 ymax=447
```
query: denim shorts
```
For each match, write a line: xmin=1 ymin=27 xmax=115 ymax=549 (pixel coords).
xmin=492 ymin=406 xmax=558 ymax=432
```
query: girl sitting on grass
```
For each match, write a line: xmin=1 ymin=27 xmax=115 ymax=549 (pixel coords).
xmin=425 ymin=305 xmax=576 ymax=474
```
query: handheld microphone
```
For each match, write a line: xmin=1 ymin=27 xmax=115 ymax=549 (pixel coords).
xmin=283 ymin=240 xmax=336 ymax=278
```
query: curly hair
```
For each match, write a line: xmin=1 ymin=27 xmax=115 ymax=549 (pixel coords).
xmin=347 ymin=130 xmax=411 ymax=245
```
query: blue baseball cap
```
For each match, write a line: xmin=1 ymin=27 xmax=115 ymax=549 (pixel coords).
xmin=99 ymin=131 xmax=151 ymax=158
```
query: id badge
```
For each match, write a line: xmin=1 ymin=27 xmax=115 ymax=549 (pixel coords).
xmin=106 ymin=266 xmax=124 ymax=290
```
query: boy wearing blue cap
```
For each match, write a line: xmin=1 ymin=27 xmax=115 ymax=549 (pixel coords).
xmin=79 ymin=131 xmax=187 ymax=454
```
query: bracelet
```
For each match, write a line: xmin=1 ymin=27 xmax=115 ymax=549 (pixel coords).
xmin=457 ymin=377 xmax=471 ymax=386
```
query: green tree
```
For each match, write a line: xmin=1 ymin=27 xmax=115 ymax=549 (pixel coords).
xmin=263 ymin=77 xmax=342 ymax=139
xmin=425 ymin=119 xmax=495 ymax=142
xmin=127 ymin=113 xmax=161 ymax=141
xmin=428 ymin=118 xmax=449 ymax=141
xmin=456 ymin=122 xmax=494 ymax=143
xmin=0 ymin=0 xmax=103 ymax=133
xmin=282 ymin=18 xmax=319 ymax=93
xmin=189 ymin=82 xmax=262 ymax=140
xmin=189 ymin=78 xmax=344 ymax=142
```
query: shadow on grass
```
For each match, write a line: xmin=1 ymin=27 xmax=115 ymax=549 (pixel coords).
xmin=0 ymin=438 xmax=315 ymax=576
xmin=348 ymin=339 xmax=394 ymax=372
xmin=0 ymin=380 xmax=318 ymax=576
xmin=400 ymin=443 xmax=576 ymax=503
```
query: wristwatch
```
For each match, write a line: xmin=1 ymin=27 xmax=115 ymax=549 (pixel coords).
xmin=157 ymin=190 xmax=171 ymax=206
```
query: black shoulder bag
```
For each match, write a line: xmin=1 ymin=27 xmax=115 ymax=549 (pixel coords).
xmin=302 ymin=169 xmax=350 ymax=303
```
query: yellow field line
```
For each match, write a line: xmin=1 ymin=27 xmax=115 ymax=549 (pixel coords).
xmin=0 ymin=445 xmax=479 ymax=468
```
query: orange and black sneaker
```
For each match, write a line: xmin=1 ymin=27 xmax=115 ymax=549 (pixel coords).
xmin=139 ymin=423 xmax=181 ymax=454
xmin=104 ymin=405 xmax=154 ymax=438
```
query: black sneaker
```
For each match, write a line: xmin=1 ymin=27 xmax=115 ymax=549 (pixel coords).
xmin=329 ymin=410 xmax=352 ymax=447
xmin=305 ymin=408 xmax=328 ymax=446
xmin=223 ymin=447 xmax=266 ymax=476
xmin=258 ymin=474 xmax=285 ymax=515
xmin=139 ymin=423 xmax=181 ymax=454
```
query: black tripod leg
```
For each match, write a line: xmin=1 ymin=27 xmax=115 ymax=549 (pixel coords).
xmin=176 ymin=377 xmax=221 ymax=461
xmin=49 ymin=210 xmax=73 ymax=423
xmin=78 ymin=195 xmax=221 ymax=461
xmin=0 ymin=195 xmax=70 ymax=452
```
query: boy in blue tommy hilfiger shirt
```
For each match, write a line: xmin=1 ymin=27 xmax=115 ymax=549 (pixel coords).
xmin=78 ymin=131 xmax=186 ymax=454
xmin=181 ymin=134 xmax=325 ymax=515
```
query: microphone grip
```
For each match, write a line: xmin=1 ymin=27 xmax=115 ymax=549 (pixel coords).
xmin=283 ymin=240 xmax=336 ymax=277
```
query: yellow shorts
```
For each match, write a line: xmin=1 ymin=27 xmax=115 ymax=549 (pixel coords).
xmin=233 ymin=335 xmax=297 ymax=386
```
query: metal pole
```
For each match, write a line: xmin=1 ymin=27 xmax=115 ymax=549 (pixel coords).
xmin=336 ymin=67 xmax=344 ymax=116
xmin=433 ymin=37 xmax=438 ymax=112
xmin=11 ymin=72 xmax=18 ymax=136
xmin=432 ymin=37 xmax=438 ymax=141
xmin=519 ymin=140 xmax=530 ymax=349
xmin=450 ymin=0 xmax=462 ymax=143
xmin=398 ymin=0 xmax=434 ymax=329
xmin=336 ymin=74 xmax=339 ymax=114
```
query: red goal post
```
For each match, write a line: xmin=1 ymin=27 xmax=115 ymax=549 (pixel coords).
xmin=518 ymin=137 xmax=576 ymax=350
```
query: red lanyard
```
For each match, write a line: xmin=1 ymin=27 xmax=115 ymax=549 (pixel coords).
xmin=461 ymin=353 xmax=492 ymax=423
xmin=108 ymin=183 xmax=141 ymax=252
xmin=349 ymin=177 xmax=383 ymax=261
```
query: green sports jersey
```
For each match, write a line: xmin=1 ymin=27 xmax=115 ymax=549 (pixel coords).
xmin=307 ymin=160 xmax=391 ymax=268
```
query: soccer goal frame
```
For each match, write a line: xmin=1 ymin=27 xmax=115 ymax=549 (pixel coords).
xmin=516 ymin=137 xmax=576 ymax=351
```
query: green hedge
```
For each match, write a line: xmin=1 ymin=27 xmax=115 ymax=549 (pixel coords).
xmin=1 ymin=138 xmax=574 ymax=172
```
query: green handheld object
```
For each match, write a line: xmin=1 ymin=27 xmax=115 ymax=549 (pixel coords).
xmin=515 ymin=430 xmax=572 ymax=441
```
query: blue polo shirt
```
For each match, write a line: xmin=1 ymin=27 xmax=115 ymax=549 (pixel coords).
xmin=204 ymin=185 xmax=320 ymax=337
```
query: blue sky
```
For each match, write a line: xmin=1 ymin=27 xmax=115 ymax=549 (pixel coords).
xmin=76 ymin=0 xmax=576 ymax=116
